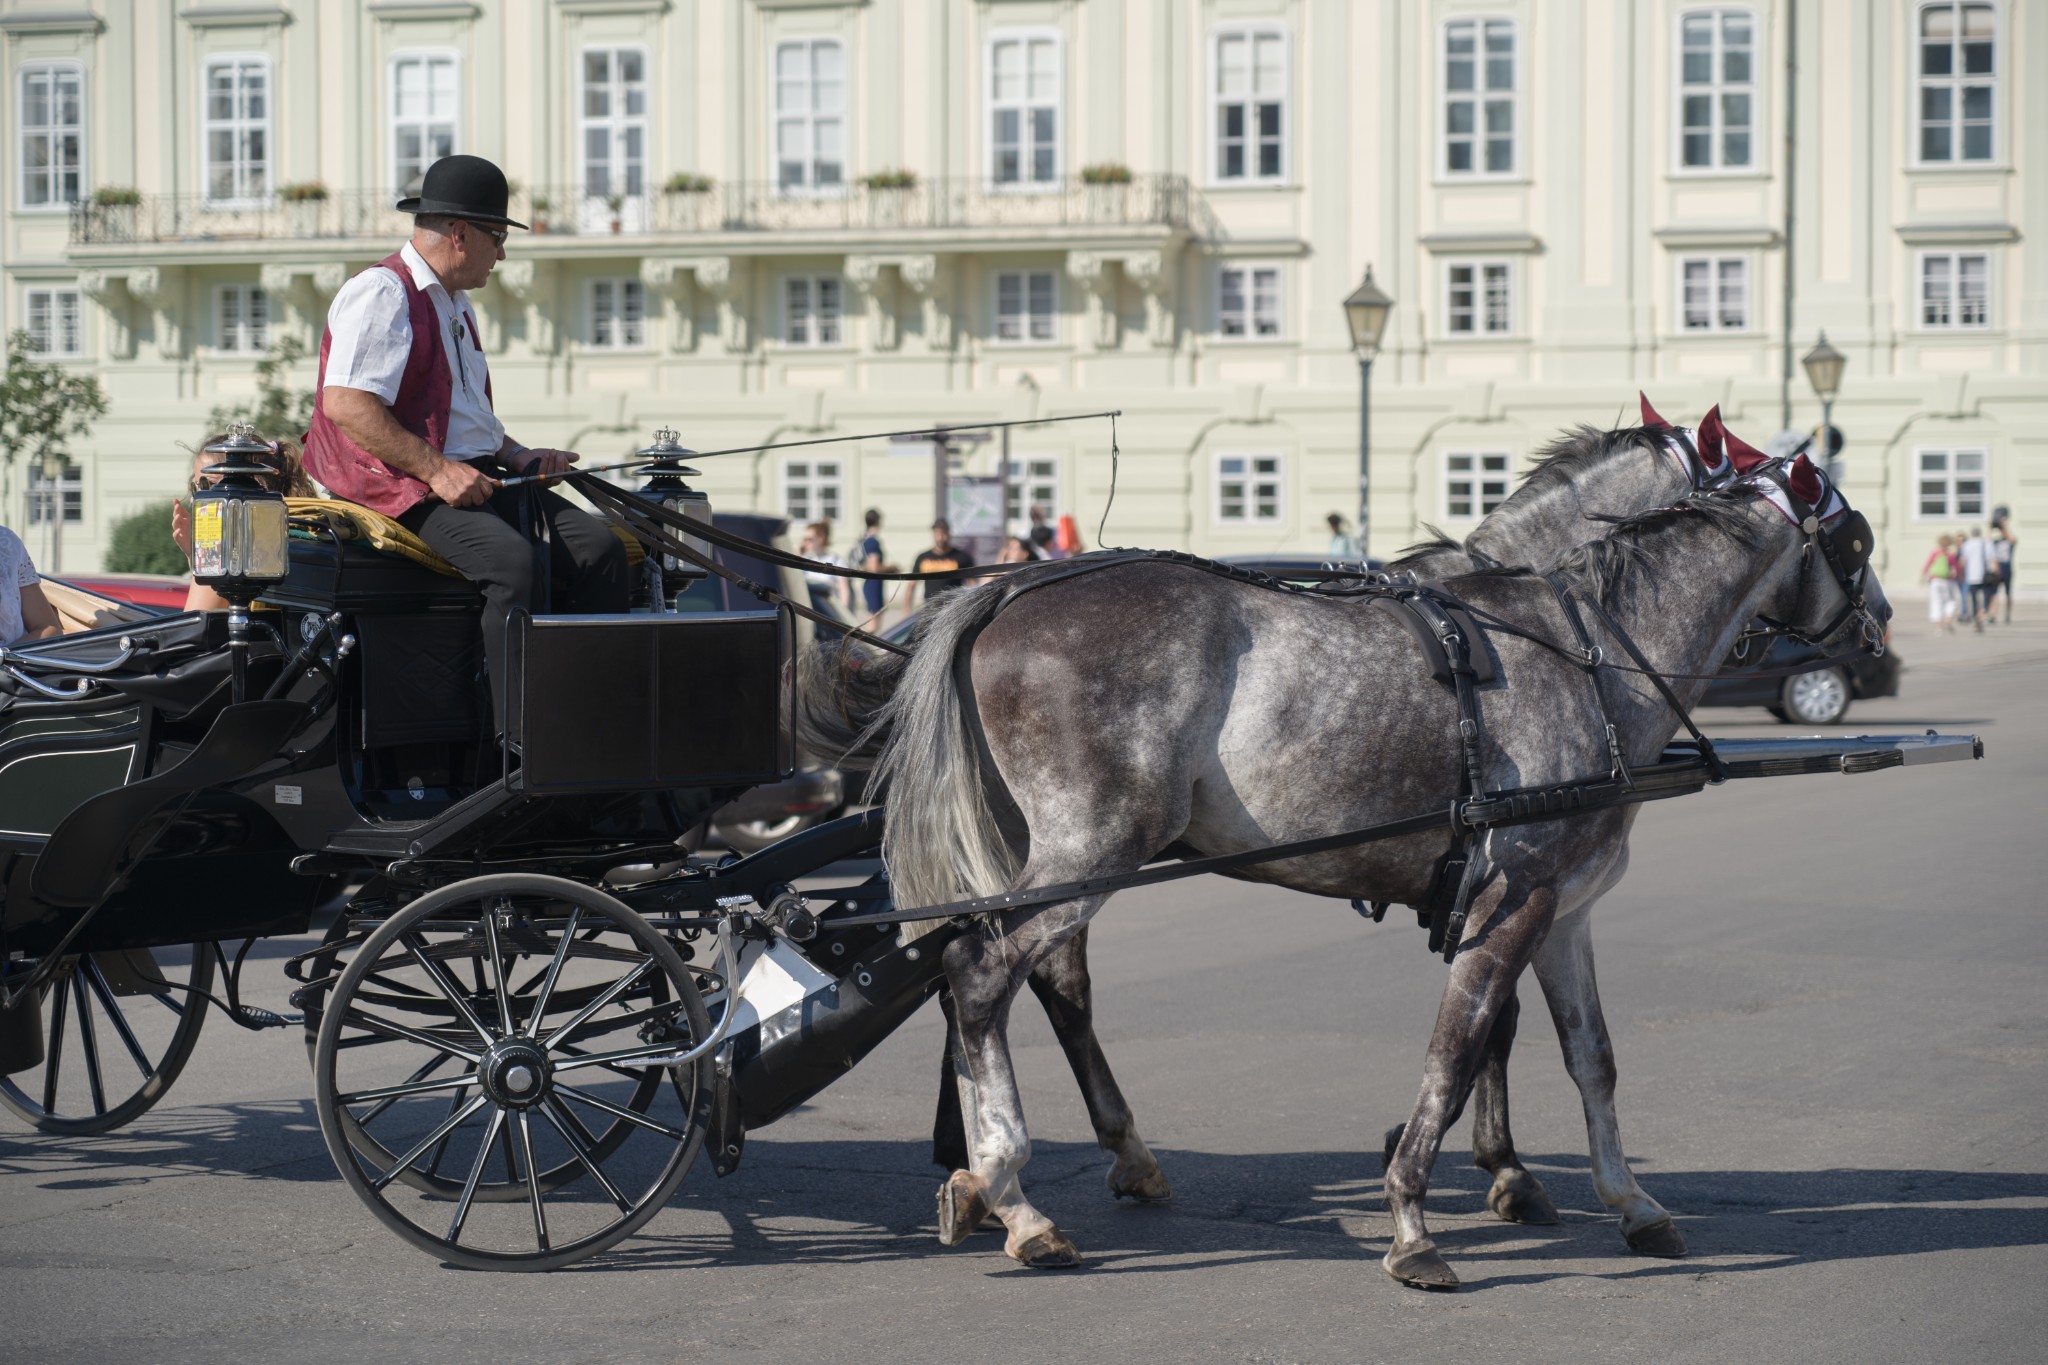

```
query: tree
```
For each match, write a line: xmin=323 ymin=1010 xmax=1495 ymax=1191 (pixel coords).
xmin=208 ymin=335 xmax=318 ymax=439
xmin=0 ymin=330 xmax=110 ymax=573
xmin=104 ymin=499 xmax=188 ymax=575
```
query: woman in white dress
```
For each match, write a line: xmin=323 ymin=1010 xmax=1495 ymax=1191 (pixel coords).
xmin=0 ymin=526 xmax=63 ymax=645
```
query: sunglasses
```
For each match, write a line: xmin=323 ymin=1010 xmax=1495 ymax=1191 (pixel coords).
xmin=466 ymin=223 xmax=508 ymax=249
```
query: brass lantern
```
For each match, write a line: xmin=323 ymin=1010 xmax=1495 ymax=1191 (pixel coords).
xmin=633 ymin=426 xmax=712 ymax=605
xmin=191 ymin=423 xmax=291 ymax=597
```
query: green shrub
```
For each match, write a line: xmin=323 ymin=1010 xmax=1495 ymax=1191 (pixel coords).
xmin=104 ymin=500 xmax=189 ymax=576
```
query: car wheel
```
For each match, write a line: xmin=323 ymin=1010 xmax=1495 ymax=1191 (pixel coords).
xmin=714 ymin=807 xmax=835 ymax=855
xmin=1780 ymin=668 xmax=1851 ymax=726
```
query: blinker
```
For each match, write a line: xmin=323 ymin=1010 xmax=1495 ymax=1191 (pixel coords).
xmin=1828 ymin=510 xmax=1873 ymax=578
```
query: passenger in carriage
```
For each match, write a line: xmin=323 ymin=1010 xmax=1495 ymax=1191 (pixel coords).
xmin=0 ymin=525 xmax=62 ymax=645
xmin=170 ymin=436 xmax=316 ymax=612
xmin=303 ymin=154 xmax=629 ymax=728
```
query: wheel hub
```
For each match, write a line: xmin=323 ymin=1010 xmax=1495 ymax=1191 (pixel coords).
xmin=480 ymin=1039 xmax=553 ymax=1108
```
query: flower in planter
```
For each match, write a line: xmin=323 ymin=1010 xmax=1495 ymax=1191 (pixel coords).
xmin=280 ymin=182 xmax=330 ymax=202
xmin=1080 ymin=163 xmax=1134 ymax=185
xmin=605 ymin=193 xmax=625 ymax=213
xmin=860 ymin=170 xmax=918 ymax=190
xmin=664 ymin=172 xmax=714 ymax=194
xmin=91 ymin=186 xmax=143 ymax=206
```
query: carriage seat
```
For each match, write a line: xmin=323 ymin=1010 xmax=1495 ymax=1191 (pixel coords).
xmin=284 ymin=498 xmax=644 ymax=579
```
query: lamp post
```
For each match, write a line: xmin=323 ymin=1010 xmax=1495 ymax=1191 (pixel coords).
xmin=1342 ymin=268 xmax=1394 ymax=560
xmin=1801 ymin=331 xmax=1846 ymax=480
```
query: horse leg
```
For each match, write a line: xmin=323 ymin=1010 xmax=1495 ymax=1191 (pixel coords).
xmin=1528 ymin=906 xmax=1685 ymax=1257
xmin=1380 ymin=987 xmax=1558 ymax=1225
xmin=1025 ymin=928 xmax=1172 ymax=1203
xmin=1382 ymin=879 xmax=1553 ymax=1290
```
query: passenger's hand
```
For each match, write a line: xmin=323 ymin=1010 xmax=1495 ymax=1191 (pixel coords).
xmin=429 ymin=460 xmax=497 ymax=509
xmin=170 ymin=500 xmax=193 ymax=560
xmin=518 ymin=448 xmax=579 ymax=478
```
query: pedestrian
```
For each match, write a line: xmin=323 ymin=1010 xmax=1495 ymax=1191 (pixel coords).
xmin=1326 ymin=512 xmax=1362 ymax=561
xmin=854 ymin=508 xmax=892 ymax=630
xmin=997 ymin=535 xmax=1040 ymax=564
xmin=910 ymin=518 xmax=976 ymax=607
xmin=1990 ymin=509 xmax=2016 ymax=623
xmin=1922 ymin=534 xmax=1958 ymax=634
xmin=795 ymin=520 xmax=850 ymax=616
xmin=1026 ymin=505 xmax=1056 ymax=555
xmin=0 ymin=523 xmax=63 ymax=645
xmin=1958 ymin=525 xmax=1994 ymax=632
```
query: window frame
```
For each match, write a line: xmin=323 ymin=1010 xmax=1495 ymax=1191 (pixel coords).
xmin=201 ymin=54 xmax=274 ymax=207
xmin=1671 ymin=6 xmax=1761 ymax=175
xmin=782 ymin=274 xmax=846 ymax=348
xmin=1438 ymin=15 xmax=1521 ymax=181
xmin=782 ymin=458 xmax=845 ymax=524
xmin=1916 ymin=249 xmax=1992 ymax=330
xmin=585 ymin=277 xmax=648 ymax=351
xmin=1443 ymin=451 xmax=1513 ymax=521
xmin=212 ymin=282 xmax=270 ymax=355
xmin=985 ymin=27 xmax=1064 ymax=192
xmin=1912 ymin=1 xmax=2000 ymax=168
xmin=1214 ymin=452 xmax=1284 ymax=526
xmin=1913 ymin=447 xmax=1989 ymax=519
xmin=991 ymin=269 xmax=1058 ymax=345
xmin=25 ymin=459 xmax=83 ymax=527
xmin=22 ymin=285 xmax=84 ymax=357
xmin=1441 ymin=257 xmax=1515 ymax=338
xmin=1215 ymin=262 xmax=1285 ymax=341
xmin=772 ymin=37 xmax=847 ymax=198
xmin=1208 ymin=22 xmax=1290 ymax=187
xmin=579 ymin=45 xmax=650 ymax=206
xmin=1004 ymin=456 xmax=1061 ymax=529
xmin=390 ymin=49 xmax=462 ymax=197
xmin=16 ymin=60 xmax=86 ymax=213
xmin=1676 ymin=254 xmax=1752 ymax=332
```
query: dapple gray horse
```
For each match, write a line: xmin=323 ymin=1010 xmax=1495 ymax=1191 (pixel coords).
xmin=870 ymin=457 xmax=1887 ymax=1285
xmin=799 ymin=403 xmax=1747 ymax=1229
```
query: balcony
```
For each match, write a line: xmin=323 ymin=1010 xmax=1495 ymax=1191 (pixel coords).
xmin=68 ymin=175 xmax=1202 ymax=255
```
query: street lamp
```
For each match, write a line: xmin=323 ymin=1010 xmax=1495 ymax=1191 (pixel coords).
xmin=1801 ymin=331 xmax=1847 ymax=479
xmin=1342 ymin=268 xmax=1395 ymax=560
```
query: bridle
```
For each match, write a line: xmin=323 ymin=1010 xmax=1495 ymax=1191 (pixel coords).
xmin=1737 ymin=457 xmax=1886 ymax=657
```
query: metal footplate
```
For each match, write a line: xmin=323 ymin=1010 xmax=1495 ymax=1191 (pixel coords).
xmin=1662 ymin=729 xmax=1984 ymax=779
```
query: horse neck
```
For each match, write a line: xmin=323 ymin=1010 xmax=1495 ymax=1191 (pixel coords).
xmin=1468 ymin=442 xmax=1689 ymax=570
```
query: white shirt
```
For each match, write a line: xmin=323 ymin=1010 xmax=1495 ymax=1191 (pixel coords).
xmin=322 ymin=241 xmax=505 ymax=459
xmin=0 ymin=526 xmax=39 ymax=645
xmin=1959 ymin=535 xmax=1992 ymax=584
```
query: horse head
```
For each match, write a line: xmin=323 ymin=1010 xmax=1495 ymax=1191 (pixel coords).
xmin=1737 ymin=452 xmax=1892 ymax=653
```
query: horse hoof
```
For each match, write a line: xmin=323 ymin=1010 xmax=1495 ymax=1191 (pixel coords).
xmin=937 ymin=1171 xmax=992 ymax=1248
xmin=1109 ymin=1164 xmax=1173 ymax=1203
xmin=1624 ymin=1216 xmax=1688 ymax=1258
xmin=1009 ymin=1228 xmax=1085 ymax=1268
xmin=1384 ymin=1238 xmax=1460 ymax=1290
xmin=1486 ymin=1169 xmax=1561 ymax=1226
xmin=1381 ymin=1124 xmax=1406 ymax=1172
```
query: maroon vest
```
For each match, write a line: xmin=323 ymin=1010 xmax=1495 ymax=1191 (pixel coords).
xmin=303 ymin=251 xmax=489 ymax=518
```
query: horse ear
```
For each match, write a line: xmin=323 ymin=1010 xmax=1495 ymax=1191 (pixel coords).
xmin=1723 ymin=423 xmax=1770 ymax=473
xmin=1639 ymin=392 xmax=1670 ymax=429
xmin=1697 ymin=404 xmax=1727 ymax=467
xmin=1786 ymin=453 xmax=1823 ymax=506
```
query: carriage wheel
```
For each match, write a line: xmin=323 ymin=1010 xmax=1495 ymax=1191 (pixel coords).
xmin=314 ymin=874 xmax=714 ymax=1271
xmin=0 ymin=946 xmax=213 ymax=1135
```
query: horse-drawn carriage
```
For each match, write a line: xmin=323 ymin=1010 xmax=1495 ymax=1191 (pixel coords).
xmin=0 ymin=414 xmax=1985 ymax=1280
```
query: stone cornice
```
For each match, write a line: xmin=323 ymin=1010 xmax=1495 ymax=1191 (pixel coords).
xmin=0 ymin=10 xmax=105 ymax=33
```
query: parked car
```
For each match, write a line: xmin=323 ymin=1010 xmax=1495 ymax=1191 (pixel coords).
xmin=54 ymin=573 xmax=187 ymax=611
xmin=1700 ymin=628 xmax=1899 ymax=726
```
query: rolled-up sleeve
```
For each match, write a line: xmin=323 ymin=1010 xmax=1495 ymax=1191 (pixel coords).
xmin=322 ymin=269 xmax=411 ymax=405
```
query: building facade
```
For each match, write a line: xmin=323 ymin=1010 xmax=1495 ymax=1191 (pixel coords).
xmin=0 ymin=0 xmax=2041 ymax=589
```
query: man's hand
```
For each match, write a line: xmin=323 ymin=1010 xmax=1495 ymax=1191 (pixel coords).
xmin=170 ymin=500 xmax=193 ymax=560
xmin=428 ymin=460 xmax=498 ymax=509
xmin=516 ymin=448 xmax=580 ymax=478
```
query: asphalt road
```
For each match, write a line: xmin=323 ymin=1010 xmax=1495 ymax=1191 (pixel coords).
xmin=3 ymin=617 xmax=2044 ymax=1365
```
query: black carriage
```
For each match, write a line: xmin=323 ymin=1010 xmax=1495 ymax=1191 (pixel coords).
xmin=0 ymin=431 xmax=955 ymax=1270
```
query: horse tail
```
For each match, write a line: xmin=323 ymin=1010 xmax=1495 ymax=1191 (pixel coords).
xmin=874 ymin=584 xmax=1021 ymax=926
xmin=794 ymin=637 xmax=911 ymax=774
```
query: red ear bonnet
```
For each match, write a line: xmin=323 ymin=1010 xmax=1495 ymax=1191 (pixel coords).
xmin=1639 ymin=392 xmax=1670 ymax=429
xmin=1786 ymin=453 xmax=1824 ymax=508
xmin=1700 ymin=405 xmax=1770 ymax=474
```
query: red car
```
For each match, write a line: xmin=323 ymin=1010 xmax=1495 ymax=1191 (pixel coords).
xmin=52 ymin=573 xmax=188 ymax=611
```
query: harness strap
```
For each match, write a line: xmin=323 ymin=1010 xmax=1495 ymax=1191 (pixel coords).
xmin=1562 ymin=580 xmax=1730 ymax=784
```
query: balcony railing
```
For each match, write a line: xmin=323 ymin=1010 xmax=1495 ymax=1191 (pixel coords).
xmin=70 ymin=175 xmax=1196 ymax=246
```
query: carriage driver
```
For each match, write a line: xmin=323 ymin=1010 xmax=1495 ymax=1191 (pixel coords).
xmin=303 ymin=154 xmax=630 ymax=727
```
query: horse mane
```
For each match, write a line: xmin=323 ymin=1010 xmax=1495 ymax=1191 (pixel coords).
xmin=1548 ymin=486 xmax=1768 ymax=607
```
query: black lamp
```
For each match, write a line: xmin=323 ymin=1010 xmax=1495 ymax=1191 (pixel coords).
xmin=633 ymin=426 xmax=712 ymax=608
xmin=190 ymin=423 xmax=290 ymax=698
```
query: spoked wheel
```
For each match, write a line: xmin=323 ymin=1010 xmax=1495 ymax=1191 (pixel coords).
xmin=314 ymin=874 xmax=716 ymax=1271
xmin=0 ymin=946 xmax=213 ymax=1135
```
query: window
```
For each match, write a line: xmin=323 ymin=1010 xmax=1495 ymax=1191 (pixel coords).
xmin=1443 ymin=18 xmax=1516 ymax=176
xmin=582 ymin=48 xmax=647 ymax=199
xmin=1005 ymin=457 xmax=1060 ymax=526
xmin=988 ymin=32 xmax=1060 ymax=187
xmin=783 ymin=460 xmax=843 ymax=523
xmin=27 ymin=461 xmax=82 ymax=526
xmin=774 ymin=39 xmax=845 ymax=193
xmin=588 ymin=279 xmax=645 ymax=349
xmin=203 ymin=57 xmax=271 ymax=203
xmin=23 ymin=287 xmax=82 ymax=356
xmin=1916 ymin=449 xmax=1986 ymax=518
xmin=1213 ymin=25 xmax=1287 ymax=182
xmin=1677 ymin=9 xmax=1756 ymax=169
xmin=1445 ymin=260 xmax=1512 ymax=336
xmin=1446 ymin=453 xmax=1511 ymax=518
xmin=1216 ymin=454 xmax=1281 ymax=524
xmin=391 ymin=53 xmax=459 ymax=195
xmin=1680 ymin=257 xmax=1749 ymax=330
xmin=993 ymin=270 xmax=1056 ymax=342
xmin=216 ymin=284 xmax=269 ymax=353
xmin=1920 ymin=252 xmax=1989 ymax=328
xmin=17 ymin=62 xmax=84 ymax=208
xmin=784 ymin=276 xmax=843 ymax=346
xmin=1218 ymin=265 xmax=1282 ymax=338
xmin=1918 ymin=2 xmax=1996 ymax=163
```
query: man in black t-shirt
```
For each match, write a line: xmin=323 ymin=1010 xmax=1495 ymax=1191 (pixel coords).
xmin=911 ymin=519 xmax=976 ymax=607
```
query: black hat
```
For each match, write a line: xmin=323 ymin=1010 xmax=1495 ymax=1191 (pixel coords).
xmin=395 ymin=154 xmax=528 ymax=230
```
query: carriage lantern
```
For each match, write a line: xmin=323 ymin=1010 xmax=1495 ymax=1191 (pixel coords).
xmin=632 ymin=426 xmax=713 ymax=606
xmin=191 ymin=423 xmax=292 ymax=699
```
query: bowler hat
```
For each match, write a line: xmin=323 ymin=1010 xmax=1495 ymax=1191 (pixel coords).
xmin=395 ymin=154 xmax=529 ymax=230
